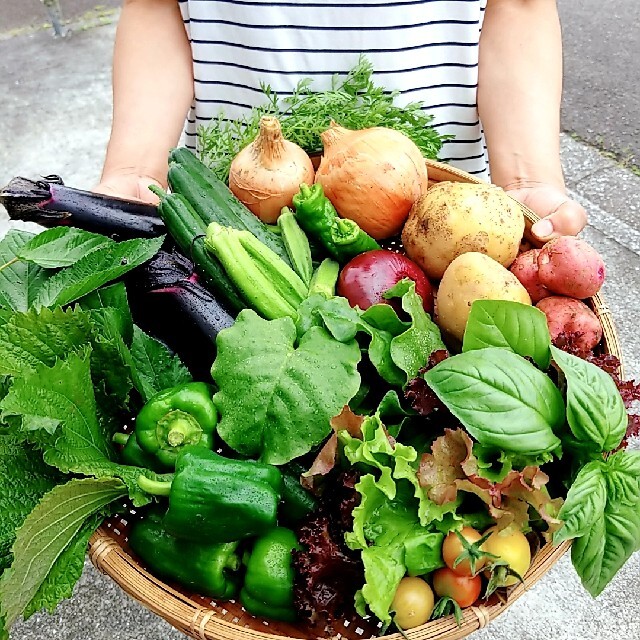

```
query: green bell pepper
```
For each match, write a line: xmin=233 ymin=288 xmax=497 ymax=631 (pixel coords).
xmin=112 ymin=432 xmax=165 ymax=472
xmin=137 ymin=446 xmax=282 ymax=543
xmin=135 ymin=381 xmax=218 ymax=469
xmin=128 ymin=507 xmax=240 ymax=599
xmin=240 ymin=527 xmax=301 ymax=622
xmin=279 ymin=470 xmax=318 ymax=527
xmin=292 ymin=183 xmax=380 ymax=263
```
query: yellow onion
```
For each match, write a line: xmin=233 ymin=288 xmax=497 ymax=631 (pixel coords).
xmin=228 ymin=116 xmax=315 ymax=223
xmin=314 ymin=123 xmax=429 ymax=239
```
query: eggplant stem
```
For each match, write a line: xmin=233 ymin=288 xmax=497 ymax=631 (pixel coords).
xmin=0 ymin=257 xmax=20 ymax=272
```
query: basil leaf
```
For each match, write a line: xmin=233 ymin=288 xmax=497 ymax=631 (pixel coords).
xmin=462 ymin=300 xmax=551 ymax=369
xmin=554 ymin=461 xmax=607 ymax=544
xmin=551 ymin=346 xmax=627 ymax=452
xmin=33 ymin=235 xmax=164 ymax=308
xmin=213 ymin=309 xmax=361 ymax=465
xmin=572 ymin=498 xmax=640 ymax=597
xmin=425 ymin=347 xmax=564 ymax=454
xmin=16 ymin=227 xmax=111 ymax=269
xmin=0 ymin=230 xmax=50 ymax=312
xmin=603 ymin=450 xmax=640 ymax=507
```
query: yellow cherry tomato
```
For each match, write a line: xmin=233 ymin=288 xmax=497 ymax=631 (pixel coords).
xmin=482 ymin=527 xmax=532 ymax=587
xmin=391 ymin=576 xmax=435 ymax=630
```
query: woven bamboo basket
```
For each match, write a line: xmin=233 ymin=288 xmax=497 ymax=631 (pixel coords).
xmin=88 ymin=159 xmax=623 ymax=640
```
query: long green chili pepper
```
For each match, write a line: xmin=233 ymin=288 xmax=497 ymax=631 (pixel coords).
xmin=292 ymin=183 xmax=380 ymax=263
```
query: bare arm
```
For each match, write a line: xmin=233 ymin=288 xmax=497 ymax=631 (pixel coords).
xmin=94 ymin=0 xmax=194 ymax=202
xmin=478 ymin=0 xmax=586 ymax=238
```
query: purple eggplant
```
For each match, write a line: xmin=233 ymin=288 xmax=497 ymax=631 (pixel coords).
xmin=0 ymin=175 xmax=164 ymax=239
xmin=128 ymin=249 xmax=235 ymax=379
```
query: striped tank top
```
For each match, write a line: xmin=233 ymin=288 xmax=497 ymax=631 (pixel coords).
xmin=178 ymin=0 xmax=489 ymax=180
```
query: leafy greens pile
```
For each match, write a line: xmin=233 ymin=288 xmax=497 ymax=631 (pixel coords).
xmin=0 ymin=227 xmax=193 ymax=638
xmin=290 ymin=298 xmax=640 ymax=625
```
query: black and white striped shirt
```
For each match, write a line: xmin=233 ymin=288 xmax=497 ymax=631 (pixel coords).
xmin=178 ymin=0 xmax=489 ymax=179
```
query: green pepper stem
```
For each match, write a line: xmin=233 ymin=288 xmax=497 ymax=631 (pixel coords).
xmin=158 ymin=410 xmax=203 ymax=448
xmin=112 ymin=432 xmax=130 ymax=446
xmin=137 ymin=474 xmax=172 ymax=497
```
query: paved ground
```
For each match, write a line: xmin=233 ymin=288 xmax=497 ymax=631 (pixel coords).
xmin=0 ymin=0 xmax=120 ymax=35
xmin=558 ymin=0 xmax=639 ymax=168
xmin=1 ymin=13 xmax=639 ymax=640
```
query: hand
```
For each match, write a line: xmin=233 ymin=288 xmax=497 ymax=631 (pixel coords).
xmin=504 ymin=183 xmax=588 ymax=241
xmin=93 ymin=171 xmax=163 ymax=204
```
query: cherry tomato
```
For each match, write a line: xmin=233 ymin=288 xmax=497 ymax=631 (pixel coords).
xmin=391 ymin=576 xmax=435 ymax=630
xmin=432 ymin=568 xmax=481 ymax=608
xmin=482 ymin=527 xmax=532 ymax=587
xmin=442 ymin=527 xmax=487 ymax=577
xmin=337 ymin=249 xmax=434 ymax=314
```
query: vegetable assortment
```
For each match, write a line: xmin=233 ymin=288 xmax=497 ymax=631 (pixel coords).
xmin=0 ymin=106 xmax=639 ymax=640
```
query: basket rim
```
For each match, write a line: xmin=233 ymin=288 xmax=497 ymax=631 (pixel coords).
xmin=89 ymin=158 xmax=624 ymax=640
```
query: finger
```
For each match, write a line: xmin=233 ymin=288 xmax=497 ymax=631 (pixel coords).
xmin=135 ymin=178 xmax=161 ymax=205
xmin=531 ymin=200 xmax=588 ymax=241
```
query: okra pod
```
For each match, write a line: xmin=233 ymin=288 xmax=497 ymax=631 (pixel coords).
xmin=277 ymin=207 xmax=313 ymax=286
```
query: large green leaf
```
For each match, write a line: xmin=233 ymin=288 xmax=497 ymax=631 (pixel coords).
xmin=23 ymin=513 xmax=101 ymax=618
xmin=551 ymin=346 xmax=627 ymax=452
xmin=16 ymin=227 xmax=111 ymax=269
xmin=386 ymin=280 xmax=446 ymax=382
xmin=0 ymin=435 xmax=61 ymax=573
xmin=425 ymin=348 xmax=564 ymax=455
xmin=130 ymin=326 xmax=192 ymax=402
xmin=78 ymin=282 xmax=133 ymax=344
xmin=462 ymin=300 xmax=551 ymax=369
xmin=0 ymin=350 xmax=113 ymax=472
xmin=0 ymin=305 xmax=134 ymax=406
xmin=0 ymin=307 xmax=93 ymax=377
xmin=0 ymin=230 xmax=50 ymax=312
xmin=603 ymin=450 xmax=640 ymax=506
xmin=572 ymin=498 xmax=640 ymax=597
xmin=554 ymin=461 xmax=607 ymax=544
xmin=0 ymin=477 xmax=126 ymax=634
xmin=212 ymin=309 xmax=361 ymax=465
xmin=33 ymin=235 xmax=163 ymax=308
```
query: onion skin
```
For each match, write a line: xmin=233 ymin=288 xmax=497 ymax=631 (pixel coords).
xmin=314 ymin=124 xmax=429 ymax=240
xmin=229 ymin=116 xmax=315 ymax=223
xmin=337 ymin=249 xmax=434 ymax=314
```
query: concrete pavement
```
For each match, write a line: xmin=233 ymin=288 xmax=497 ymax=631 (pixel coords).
xmin=1 ymin=16 xmax=639 ymax=640
xmin=558 ymin=0 xmax=640 ymax=167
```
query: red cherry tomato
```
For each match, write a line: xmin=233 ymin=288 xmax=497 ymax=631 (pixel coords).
xmin=337 ymin=249 xmax=434 ymax=314
xmin=432 ymin=568 xmax=482 ymax=608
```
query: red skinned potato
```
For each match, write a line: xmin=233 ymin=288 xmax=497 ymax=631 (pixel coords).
xmin=509 ymin=249 xmax=551 ymax=303
xmin=337 ymin=249 xmax=434 ymax=314
xmin=537 ymin=237 xmax=606 ymax=299
xmin=536 ymin=296 xmax=603 ymax=352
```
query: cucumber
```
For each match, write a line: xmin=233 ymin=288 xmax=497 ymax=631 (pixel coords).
xmin=168 ymin=148 xmax=292 ymax=266
xmin=151 ymin=186 xmax=245 ymax=314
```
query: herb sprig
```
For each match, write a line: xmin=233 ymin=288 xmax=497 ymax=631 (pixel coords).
xmin=197 ymin=57 xmax=450 ymax=182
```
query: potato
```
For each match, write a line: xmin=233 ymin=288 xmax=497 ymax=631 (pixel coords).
xmin=402 ymin=182 xmax=525 ymax=280
xmin=536 ymin=296 xmax=603 ymax=352
xmin=509 ymin=248 xmax=551 ymax=303
xmin=436 ymin=252 xmax=532 ymax=342
xmin=537 ymin=236 xmax=605 ymax=299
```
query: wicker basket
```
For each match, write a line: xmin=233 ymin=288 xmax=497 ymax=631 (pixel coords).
xmin=88 ymin=159 xmax=623 ymax=640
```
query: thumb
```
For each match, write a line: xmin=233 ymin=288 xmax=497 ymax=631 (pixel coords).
xmin=531 ymin=199 xmax=588 ymax=241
